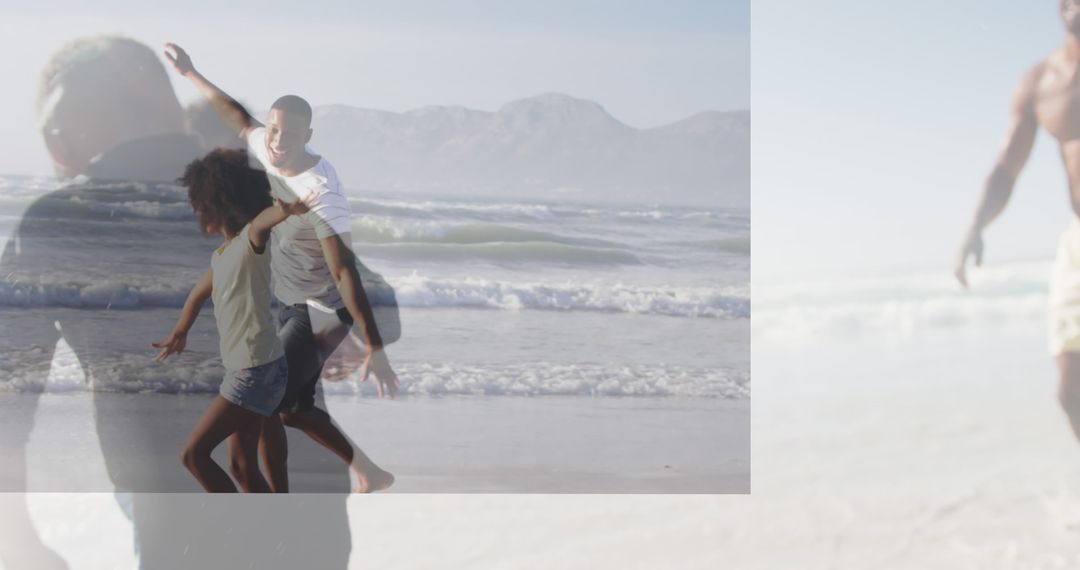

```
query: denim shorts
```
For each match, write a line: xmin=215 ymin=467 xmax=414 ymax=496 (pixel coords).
xmin=219 ymin=356 xmax=288 ymax=417
xmin=276 ymin=304 xmax=353 ymax=414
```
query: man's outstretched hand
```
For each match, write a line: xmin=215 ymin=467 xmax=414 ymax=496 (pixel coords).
xmin=954 ymin=230 xmax=985 ymax=289
xmin=322 ymin=333 xmax=401 ymax=399
xmin=362 ymin=347 xmax=400 ymax=399
xmin=163 ymin=43 xmax=194 ymax=76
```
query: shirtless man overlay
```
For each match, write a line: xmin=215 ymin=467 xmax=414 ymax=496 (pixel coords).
xmin=956 ymin=0 xmax=1080 ymax=441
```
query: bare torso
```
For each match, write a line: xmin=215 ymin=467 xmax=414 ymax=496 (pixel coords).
xmin=1034 ymin=51 xmax=1080 ymax=212
xmin=955 ymin=18 xmax=1080 ymax=288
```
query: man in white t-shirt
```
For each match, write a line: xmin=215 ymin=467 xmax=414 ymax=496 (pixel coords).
xmin=165 ymin=43 xmax=396 ymax=493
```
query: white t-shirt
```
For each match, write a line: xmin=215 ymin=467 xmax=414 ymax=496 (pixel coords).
xmin=210 ymin=224 xmax=284 ymax=369
xmin=245 ymin=127 xmax=352 ymax=310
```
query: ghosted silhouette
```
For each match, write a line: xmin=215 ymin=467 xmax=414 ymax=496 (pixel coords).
xmin=0 ymin=35 xmax=398 ymax=569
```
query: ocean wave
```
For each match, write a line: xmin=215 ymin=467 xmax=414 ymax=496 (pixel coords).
xmin=0 ymin=277 xmax=398 ymax=309
xmin=6 ymin=183 xmax=194 ymax=221
xmin=0 ymin=280 xmax=191 ymax=309
xmin=754 ymin=261 xmax=1053 ymax=344
xmin=352 ymin=197 xmax=555 ymax=220
xmin=356 ymin=241 xmax=643 ymax=265
xmin=615 ymin=209 xmax=696 ymax=221
xmin=329 ymin=362 xmax=750 ymax=399
xmin=610 ymin=208 xmax=748 ymax=226
xmin=0 ymin=175 xmax=64 ymax=194
xmin=0 ymin=275 xmax=749 ymax=318
xmin=6 ymin=351 xmax=748 ymax=399
xmin=68 ymin=198 xmax=195 ymax=220
xmin=754 ymin=293 xmax=1048 ymax=345
xmin=348 ymin=216 xmax=625 ymax=249
xmin=659 ymin=237 xmax=750 ymax=255
xmin=350 ymin=196 xmax=747 ymax=228
xmin=391 ymin=274 xmax=749 ymax=318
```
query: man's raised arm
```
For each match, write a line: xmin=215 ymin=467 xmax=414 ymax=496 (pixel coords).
xmin=163 ymin=43 xmax=262 ymax=138
xmin=955 ymin=63 xmax=1043 ymax=289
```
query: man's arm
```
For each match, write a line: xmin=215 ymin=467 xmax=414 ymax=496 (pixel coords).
xmin=163 ymin=43 xmax=263 ymax=138
xmin=955 ymin=63 xmax=1043 ymax=288
xmin=320 ymin=233 xmax=399 ymax=397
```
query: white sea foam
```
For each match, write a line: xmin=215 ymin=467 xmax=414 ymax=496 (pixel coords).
xmin=353 ymin=197 xmax=555 ymax=219
xmin=348 ymin=216 xmax=624 ymax=248
xmin=391 ymin=273 xmax=750 ymax=318
xmin=0 ymin=280 xmax=192 ymax=309
xmin=16 ymin=352 xmax=748 ymax=398
xmin=69 ymin=198 xmax=194 ymax=220
xmin=357 ymin=241 xmax=644 ymax=265
xmin=325 ymin=362 xmax=749 ymax=399
xmin=754 ymin=260 xmax=1053 ymax=344
xmin=0 ymin=273 xmax=747 ymax=318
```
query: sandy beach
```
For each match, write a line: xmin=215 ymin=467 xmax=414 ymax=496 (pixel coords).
xmin=10 ymin=392 xmax=748 ymax=494
xmin=26 ymin=324 xmax=1080 ymax=570
xmin=4 ymin=392 xmax=746 ymax=568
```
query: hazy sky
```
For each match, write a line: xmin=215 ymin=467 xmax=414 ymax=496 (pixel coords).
xmin=0 ymin=1 xmax=748 ymax=177
xmin=755 ymin=1 xmax=1075 ymax=281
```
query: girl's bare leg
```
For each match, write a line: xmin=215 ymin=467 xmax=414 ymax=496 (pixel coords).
xmin=226 ymin=422 xmax=272 ymax=493
xmin=256 ymin=414 xmax=289 ymax=493
xmin=180 ymin=396 xmax=262 ymax=493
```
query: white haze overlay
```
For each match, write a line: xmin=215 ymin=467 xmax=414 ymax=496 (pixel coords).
xmin=0 ymin=175 xmax=748 ymax=400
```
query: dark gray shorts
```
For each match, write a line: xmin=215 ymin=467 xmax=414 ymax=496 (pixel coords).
xmin=275 ymin=304 xmax=353 ymax=414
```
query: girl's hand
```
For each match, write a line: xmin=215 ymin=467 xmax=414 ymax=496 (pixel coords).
xmin=151 ymin=330 xmax=188 ymax=362
xmin=276 ymin=197 xmax=311 ymax=217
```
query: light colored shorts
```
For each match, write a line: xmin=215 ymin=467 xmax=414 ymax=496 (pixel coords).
xmin=1049 ymin=220 xmax=1080 ymax=355
xmin=219 ymin=356 xmax=288 ymax=417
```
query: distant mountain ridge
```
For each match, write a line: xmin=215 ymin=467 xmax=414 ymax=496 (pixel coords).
xmin=301 ymin=93 xmax=748 ymax=207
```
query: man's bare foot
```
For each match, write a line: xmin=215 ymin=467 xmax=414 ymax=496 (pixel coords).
xmin=351 ymin=466 xmax=394 ymax=493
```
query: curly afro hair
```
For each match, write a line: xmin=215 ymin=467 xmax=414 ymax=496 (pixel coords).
xmin=179 ymin=148 xmax=272 ymax=236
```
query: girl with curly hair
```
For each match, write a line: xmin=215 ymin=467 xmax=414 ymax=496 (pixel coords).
xmin=152 ymin=148 xmax=309 ymax=492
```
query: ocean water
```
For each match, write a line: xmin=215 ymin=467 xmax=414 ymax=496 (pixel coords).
xmin=754 ymin=259 xmax=1052 ymax=347
xmin=0 ymin=174 xmax=749 ymax=399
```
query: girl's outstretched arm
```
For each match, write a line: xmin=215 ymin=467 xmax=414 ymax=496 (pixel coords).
xmin=152 ymin=267 xmax=213 ymax=361
xmin=249 ymin=198 xmax=310 ymax=252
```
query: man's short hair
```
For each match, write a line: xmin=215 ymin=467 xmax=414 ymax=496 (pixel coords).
xmin=271 ymin=95 xmax=313 ymax=127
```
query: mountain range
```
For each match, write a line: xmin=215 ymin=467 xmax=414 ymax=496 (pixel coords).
xmin=286 ymin=93 xmax=747 ymax=208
